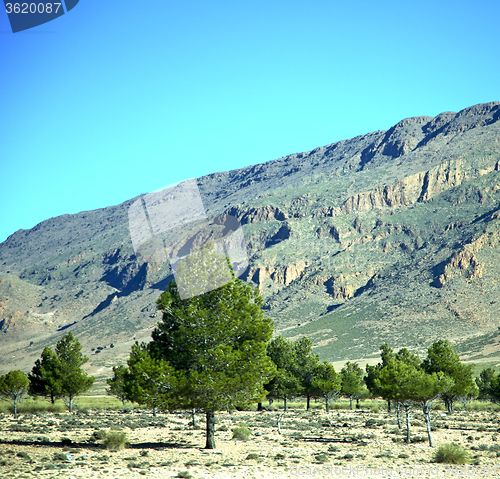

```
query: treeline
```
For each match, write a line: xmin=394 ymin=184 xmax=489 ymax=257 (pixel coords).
xmin=2 ymin=248 xmax=500 ymax=452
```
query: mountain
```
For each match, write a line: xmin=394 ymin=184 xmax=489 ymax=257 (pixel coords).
xmin=1 ymin=101 xmax=500 ymax=387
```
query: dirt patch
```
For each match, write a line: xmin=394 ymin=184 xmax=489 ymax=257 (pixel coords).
xmin=0 ymin=405 xmax=499 ymax=478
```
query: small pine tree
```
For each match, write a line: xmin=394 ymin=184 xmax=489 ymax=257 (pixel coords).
xmin=423 ymin=340 xmax=478 ymax=413
xmin=311 ymin=361 xmax=340 ymax=412
xmin=292 ymin=337 xmax=321 ymax=410
xmin=28 ymin=333 xmax=95 ymax=412
xmin=28 ymin=347 xmax=61 ymax=403
xmin=0 ymin=370 xmax=29 ymax=419
xmin=340 ymin=361 xmax=364 ymax=409
xmin=106 ymin=365 xmax=129 ymax=406
xmin=266 ymin=336 xmax=302 ymax=410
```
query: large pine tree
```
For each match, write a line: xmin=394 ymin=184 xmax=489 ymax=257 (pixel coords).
xmin=133 ymin=246 xmax=275 ymax=449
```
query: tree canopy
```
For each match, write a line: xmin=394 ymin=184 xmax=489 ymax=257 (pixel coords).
xmin=0 ymin=370 xmax=29 ymax=419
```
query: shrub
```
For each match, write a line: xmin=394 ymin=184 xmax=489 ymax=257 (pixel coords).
xmin=177 ymin=472 xmax=193 ymax=479
xmin=104 ymin=430 xmax=128 ymax=451
xmin=232 ymin=425 xmax=251 ymax=441
xmin=433 ymin=443 xmax=470 ymax=465
xmin=314 ymin=453 xmax=329 ymax=463
xmin=246 ymin=453 xmax=259 ymax=460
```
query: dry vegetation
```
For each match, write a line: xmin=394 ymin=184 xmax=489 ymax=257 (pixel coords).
xmin=1 ymin=398 xmax=500 ymax=478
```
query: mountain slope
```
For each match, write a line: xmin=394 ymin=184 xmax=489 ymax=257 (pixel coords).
xmin=1 ymin=101 xmax=499 ymax=383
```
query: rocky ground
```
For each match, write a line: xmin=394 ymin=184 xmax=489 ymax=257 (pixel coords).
xmin=1 ymin=402 xmax=500 ymax=479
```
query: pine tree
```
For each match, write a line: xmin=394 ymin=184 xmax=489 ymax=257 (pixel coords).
xmin=28 ymin=333 xmax=94 ymax=412
xmin=375 ymin=359 xmax=416 ymax=443
xmin=138 ymin=247 xmax=275 ymax=449
xmin=28 ymin=347 xmax=61 ymax=404
xmin=0 ymin=370 xmax=29 ymax=419
xmin=408 ymin=369 xmax=454 ymax=447
xmin=292 ymin=337 xmax=321 ymax=410
xmin=476 ymin=367 xmax=496 ymax=400
xmin=365 ymin=343 xmax=394 ymax=412
xmin=340 ymin=361 xmax=364 ymax=410
xmin=422 ymin=340 xmax=478 ymax=413
xmin=266 ymin=336 xmax=302 ymax=410
xmin=311 ymin=361 xmax=340 ymax=412
xmin=106 ymin=365 xmax=130 ymax=406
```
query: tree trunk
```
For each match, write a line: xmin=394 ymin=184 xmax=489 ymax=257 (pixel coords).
xmin=276 ymin=412 xmax=284 ymax=434
xmin=14 ymin=400 xmax=18 ymax=420
xmin=356 ymin=398 xmax=360 ymax=409
xmin=51 ymin=394 xmax=55 ymax=405
xmin=325 ymin=397 xmax=330 ymax=413
xmin=396 ymin=402 xmax=401 ymax=429
xmin=387 ymin=399 xmax=391 ymax=413
xmin=69 ymin=396 xmax=74 ymax=413
xmin=153 ymin=407 xmax=157 ymax=417
xmin=192 ymin=408 xmax=197 ymax=428
xmin=404 ymin=403 xmax=411 ymax=444
xmin=444 ymin=398 xmax=454 ymax=414
xmin=306 ymin=395 xmax=310 ymax=411
xmin=257 ymin=402 xmax=263 ymax=411
xmin=423 ymin=404 xmax=433 ymax=447
xmin=205 ymin=411 xmax=216 ymax=449
xmin=349 ymin=397 xmax=353 ymax=410
xmin=268 ymin=398 xmax=273 ymax=407
xmin=284 ymin=397 xmax=288 ymax=411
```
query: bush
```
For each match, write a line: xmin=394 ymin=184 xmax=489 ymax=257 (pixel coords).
xmin=314 ymin=453 xmax=329 ymax=463
xmin=177 ymin=471 xmax=193 ymax=479
xmin=104 ymin=430 xmax=128 ymax=450
xmin=433 ymin=443 xmax=470 ymax=465
xmin=246 ymin=453 xmax=259 ymax=460
xmin=232 ymin=425 xmax=251 ymax=441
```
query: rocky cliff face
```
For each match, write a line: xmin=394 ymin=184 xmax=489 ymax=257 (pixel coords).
xmin=1 ymin=102 xmax=500 ymax=375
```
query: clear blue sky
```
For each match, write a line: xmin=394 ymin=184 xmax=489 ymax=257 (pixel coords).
xmin=1 ymin=0 xmax=499 ymax=243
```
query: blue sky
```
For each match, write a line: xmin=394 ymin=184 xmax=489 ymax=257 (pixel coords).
xmin=1 ymin=0 xmax=499 ymax=243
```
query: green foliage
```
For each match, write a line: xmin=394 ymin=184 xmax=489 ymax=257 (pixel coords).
xmin=106 ymin=365 xmax=129 ymax=405
xmin=365 ymin=344 xmax=394 ymax=398
xmin=292 ymin=337 xmax=322 ymax=407
xmin=266 ymin=336 xmax=302 ymax=405
xmin=232 ymin=425 xmax=251 ymax=441
xmin=28 ymin=347 xmax=61 ymax=402
xmin=423 ymin=340 xmax=478 ymax=413
xmin=311 ymin=360 xmax=340 ymax=412
xmin=432 ymin=443 xmax=470 ymax=464
xmin=124 ymin=342 xmax=178 ymax=412
xmin=475 ymin=367 xmax=496 ymax=400
xmin=0 ymin=370 xmax=30 ymax=419
xmin=28 ymin=333 xmax=95 ymax=412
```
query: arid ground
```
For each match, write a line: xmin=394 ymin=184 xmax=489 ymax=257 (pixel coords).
xmin=1 ymin=399 xmax=500 ymax=478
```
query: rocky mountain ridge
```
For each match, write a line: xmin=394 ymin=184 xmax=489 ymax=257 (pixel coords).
xmin=1 ymin=101 xmax=499 ymax=384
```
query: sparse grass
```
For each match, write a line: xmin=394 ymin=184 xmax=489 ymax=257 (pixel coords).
xmin=0 ymin=398 xmax=66 ymax=414
xmin=103 ymin=430 xmax=128 ymax=451
xmin=433 ymin=443 xmax=470 ymax=465
xmin=466 ymin=401 xmax=500 ymax=412
xmin=0 ymin=396 xmax=139 ymax=415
